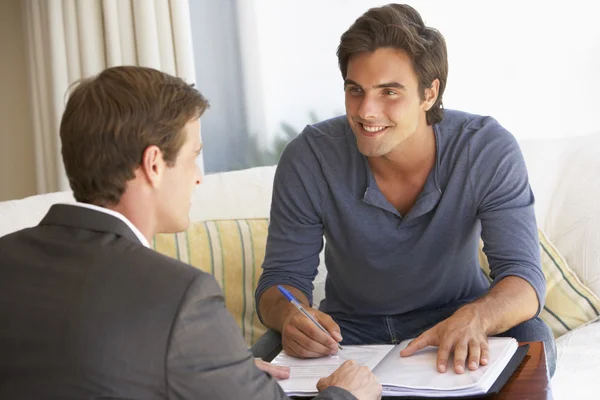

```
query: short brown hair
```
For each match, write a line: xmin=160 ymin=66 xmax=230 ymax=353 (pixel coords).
xmin=337 ymin=3 xmax=448 ymax=125
xmin=60 ymin=66 xmax=209 ymax=205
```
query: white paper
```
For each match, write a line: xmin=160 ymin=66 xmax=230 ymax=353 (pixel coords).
xmin=375 ymin=337 xmax=518 ymax=397
xmin=270 ymin=337 xmax=518 ymax=397
xmin=272 ymin=345 xmax=394 ymax=394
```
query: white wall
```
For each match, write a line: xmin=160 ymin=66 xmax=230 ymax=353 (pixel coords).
xmin=0 ymin=0 xmax=36 ymax=201
xmin=240 ymin=0 xmax=600 ymax=143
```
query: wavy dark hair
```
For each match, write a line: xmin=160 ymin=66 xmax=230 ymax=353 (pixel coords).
xmin=337 ymin=3 xmax=448 ymax=125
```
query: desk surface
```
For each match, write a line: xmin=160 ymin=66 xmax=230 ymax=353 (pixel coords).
xmin=488 ymin=341 xmax=551 ymax=400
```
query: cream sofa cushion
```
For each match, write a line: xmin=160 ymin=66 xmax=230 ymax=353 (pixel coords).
xmin=544 ymin=132 xmax=600 ymax=299
xmin=479 ymin=229 xmax=600 ymax=338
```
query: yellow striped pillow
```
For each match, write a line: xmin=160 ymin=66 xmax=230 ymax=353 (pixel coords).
xmin=479 ymin=229 xmax=600 ymax=337
xmin=153 ymin=219 xmax=269 ymax=347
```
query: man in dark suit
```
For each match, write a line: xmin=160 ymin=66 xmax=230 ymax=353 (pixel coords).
xmin=0 ymin=66 xmax=381 ymax=400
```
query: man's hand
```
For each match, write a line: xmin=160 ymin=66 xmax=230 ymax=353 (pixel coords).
xmin=400 ymin=305 xmax=490 ymax=374
xmin=254 ymin=358 xmax=290 ymax=380
xmin=282 ymin=307 xmax=343 ymax=358
xmin=317 ymin=360 xmax=382 ymax=400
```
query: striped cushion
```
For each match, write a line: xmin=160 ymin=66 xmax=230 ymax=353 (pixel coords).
xmin=153 ymin=219 xmax=269 ymax=347
xmin=479 ymin=229 xmax=600 ymax=337
xmin=154 ymin=221 xmax=598 ymax=343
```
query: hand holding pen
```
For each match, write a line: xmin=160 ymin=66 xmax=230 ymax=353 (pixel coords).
xmin=278 ymin=285 xmax=343 ymax=357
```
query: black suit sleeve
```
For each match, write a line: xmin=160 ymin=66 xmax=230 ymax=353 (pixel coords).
xmin=166 ymin=273 xmax=356 ymax=400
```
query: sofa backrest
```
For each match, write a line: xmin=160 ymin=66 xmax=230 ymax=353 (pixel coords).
xmin=0 ymin=191 xmax=74 ymax=238
xmin=1 ymin=134 xmax=599 ymax=302
xmin=537 ymin=133 xmax=600 ymax=297
xmin=190 ymin=165 xmax=275 ymax=222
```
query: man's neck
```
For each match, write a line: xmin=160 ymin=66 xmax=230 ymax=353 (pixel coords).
xmin=368 ymin=124 xmax=436 ymax=181
xmin=105 ymin=195 xmax=156 ymax=245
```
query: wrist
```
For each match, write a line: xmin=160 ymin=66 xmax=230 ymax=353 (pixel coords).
xmin=461 ymin=302 xmax=495 ymax=335
xmin=272 ymin=300 xmax=300 ymax=332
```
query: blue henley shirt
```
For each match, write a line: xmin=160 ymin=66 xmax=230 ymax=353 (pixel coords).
xmin=256 ymin=110 xmax=545 ymax=319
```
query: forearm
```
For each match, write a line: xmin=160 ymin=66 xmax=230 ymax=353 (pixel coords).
xmin=466 ymin=276 xmax=539 ymax=335
xmin=258 ymin=285 xmax=311 ymax=332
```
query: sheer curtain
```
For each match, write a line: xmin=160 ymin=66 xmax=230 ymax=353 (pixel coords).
xmin=22 ymin=0 xmax=197 ymax=194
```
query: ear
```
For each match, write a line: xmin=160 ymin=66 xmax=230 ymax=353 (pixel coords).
xmin=140 ymin=145 xmax=165 ymax=188
xmin=423 ymin=78 xmax=440 ymax=111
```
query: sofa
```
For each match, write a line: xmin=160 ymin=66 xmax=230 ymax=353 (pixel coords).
xmin=1 ymin=132 xmax=599 ymax=399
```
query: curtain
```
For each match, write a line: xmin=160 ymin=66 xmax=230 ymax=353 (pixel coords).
xmin=22 ymin=0 xmax=197 ymax=194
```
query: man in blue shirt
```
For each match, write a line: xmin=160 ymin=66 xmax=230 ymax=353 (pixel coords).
xmin=256 ymin=3 xmax=556 ymax=376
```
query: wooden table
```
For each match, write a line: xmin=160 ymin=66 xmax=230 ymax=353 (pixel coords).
xmin=488 ymin=341 xmax=551 ymax=400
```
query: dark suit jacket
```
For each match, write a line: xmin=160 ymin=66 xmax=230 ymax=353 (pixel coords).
xmin=0 ymin=204 xmax=354 ymax=400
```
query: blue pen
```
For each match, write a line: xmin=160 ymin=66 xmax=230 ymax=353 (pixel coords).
xmin=277 ymin=285 xmax=343 ymax=350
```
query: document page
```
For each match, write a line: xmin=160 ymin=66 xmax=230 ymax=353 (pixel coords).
xmin=375 ymin=337 xmax=518 ymax=397
xmin=271 ymin=344 xmax=394 ymax=395
xmin=271 ymin=337 xmax=519 ymax=398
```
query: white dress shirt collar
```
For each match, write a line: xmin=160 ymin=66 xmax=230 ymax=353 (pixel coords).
xmin=64 ymin=202 xmax=150 ymax=248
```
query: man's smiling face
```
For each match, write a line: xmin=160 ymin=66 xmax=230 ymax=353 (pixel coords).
xmin=344 ymin=47 xmax=431 ymax=158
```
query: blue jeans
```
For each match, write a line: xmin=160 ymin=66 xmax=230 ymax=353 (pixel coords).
xmin=329 ymin=302 xmax=556 ymax=377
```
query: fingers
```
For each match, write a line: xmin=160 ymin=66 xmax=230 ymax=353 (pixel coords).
xmin=298 ymin=311 xmax=339 ymax=350
xmin=436 ymin=339 xmax=452 ymax=373
xmin=339 ymin=359 xmax=358 ymax=369
xmin=437 ymin=338 xmax=488 ymax=374
xmin=285 ymin=333 xmax=334 ymax=358
xmin=282 ymin=309 xmax=340 ymax=358
xmin=316 ymin=376 xmax=328 ymax=393
xmin=400 ymin=330 xmax=435 ymax=357
xmin=467 ymin=340 xmax=481 ymax=371
xmin=254 ymin=358 xmax=290 ymax=380
xmin=454 ymin=338 xmax=488 ymax=373
xmin=319 ymin=360 xmax=383 ymax=399
xmin=403 ymin=325 xmax=487 ymax=375
xmin=317 ymin=312 xmax=343 ymax=343
xmin=480 ymin=342 xmax=489 ymax=366
xmin=316 ymin=360 xmax=356 ymax=392
xmin=451 ymin=341 xmax=468 ymax=374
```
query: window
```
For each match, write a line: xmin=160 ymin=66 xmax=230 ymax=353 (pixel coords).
xmin=190 ymin=0 xmax=600 ymax=173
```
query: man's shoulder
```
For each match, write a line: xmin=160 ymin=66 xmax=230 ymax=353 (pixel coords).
xmin=132 ymin=245 xmax=199 ymax=273
xmin=309 ymin=115 xmax=351 ymax=138
xmin=282 ymin=115 xmax=355 ymax=167
xmin=0 ymin=226 xmax=29 ymax=242
xmin=112 ymin=242 xmax=207 ymax=289
xmin=0 ymin=226 xmax=43 ymax=251
xmin=0 ymin=224 xmax=204 ymax=287
xmin=290 ymin=115 xmax=350 ymax=147
xmin=132 ymin=248 xmax=220 ymax=301
xmin=440 ymin=109 xmax=504 ymax=133
xmin=439 ymin=109 xmax=516 ymax=151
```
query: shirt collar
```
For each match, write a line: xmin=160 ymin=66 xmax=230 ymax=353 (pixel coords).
xmin=64 ymin=202 xmax=150 ymax=248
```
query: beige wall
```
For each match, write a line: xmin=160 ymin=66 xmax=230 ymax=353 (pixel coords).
xmin=0 ymin=0 xmax=36 ymax=201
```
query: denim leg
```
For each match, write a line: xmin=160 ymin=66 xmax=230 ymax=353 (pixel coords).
xmin=495 ymin=317 xmax=556 ymax=377
xmin=329 ymin=312 xmax=392 ymax=345
xmin=389 ymin=302 xmax=467 ymax=343
xmin=329 ymin=302 xmax=467 ymax=346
